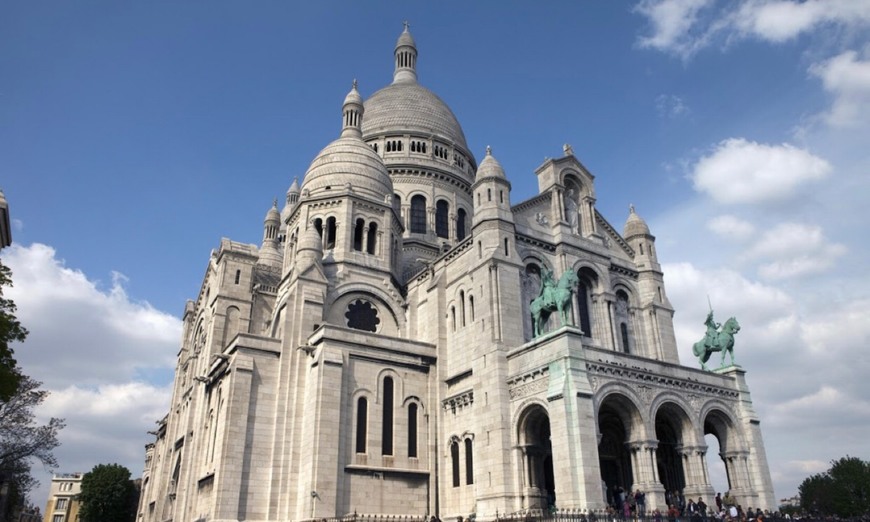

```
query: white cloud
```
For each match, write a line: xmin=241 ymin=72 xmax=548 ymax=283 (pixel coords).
xmin=1 ymin=243 xmax=180 ymax=504
xmin=742 ymin=222 xmax=847 ymax=279
xmin=809 ymin=50 xmax=870 ymax=127
xmin=634 ymin=0 xmax=870 ymax=58
xmin=707 ymin=214 xmax=756 ymax=240
xmin=655 ymin=94 xmax=691 ymax=118
xmin=732 ymin=0 xmax=870 ymax=43
xmin=3 ymin=243 xmax=180 ymax=387
xmin=634 ymin=0 xmax=715 ymax=58
xmin=690 ymin=138 xmax=831 ymax=204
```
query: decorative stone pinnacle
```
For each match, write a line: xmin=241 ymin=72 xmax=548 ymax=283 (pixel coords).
xmin=403 ymin=20 xmax=410 ymax=32
xmin=485 ymin=145 xmax=492 ymax=156
xmin=629 ymin=204 xmax=635 ymax=214
xmin=352 ymin=78 xmax=358 ymax=90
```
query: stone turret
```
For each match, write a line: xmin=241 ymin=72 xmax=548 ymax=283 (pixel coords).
xmin=472 ymin=146 xmax=513 ymax=227
xmin=259 ymin=200 xmax=282 ymax=268
xmin=623 ymin=205 xmax=659 ymax=269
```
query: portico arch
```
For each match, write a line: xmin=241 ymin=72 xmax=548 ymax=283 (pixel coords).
xmin=597 ymin=391 xmax=645 ymax=507
xmin=653 ymin=401 xmax=694 ymax=499
xmin=517 ymin=404 xmax=555 ymax=509
xmin=703 ymin=406 xmax=744 ymax=496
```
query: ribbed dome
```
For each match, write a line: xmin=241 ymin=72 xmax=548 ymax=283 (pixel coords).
xmin=343 ymin=83 xmax=363 ymax=106
xmin=301 ymin=137 xmax=393 ymax=201
xmin=362 ymin=82 xmax=469 ymax=151
xmin=264 ymin=201 xmax=280 ymax=223
xmin=476 ymin=146 xmax=506 ymax=180
xmin=396 ymin=27 xmax=416 ymax=49
xmin=623 ymin=205 xmax=651 ymax=238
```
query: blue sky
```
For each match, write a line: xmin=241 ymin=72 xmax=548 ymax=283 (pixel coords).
xmin=2 ymin=1 xmax=869 ymax=509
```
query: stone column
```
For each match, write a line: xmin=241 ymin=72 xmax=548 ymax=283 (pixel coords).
xmin=682 ymin=445 xmax=714 ymax=501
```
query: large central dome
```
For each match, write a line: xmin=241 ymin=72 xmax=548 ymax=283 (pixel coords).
xmin=360 ymin=23 xmax=472 ymax=160
xmin=362 ymin=82 xmax=469 ymax=152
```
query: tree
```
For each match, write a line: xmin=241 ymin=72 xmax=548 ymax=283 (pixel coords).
xmin=799 ymin=456 xmax=870 ymax=517
xmin=0 ymin=260 xmax=27 ymax=402
xmin=0 ymin=375 xmax=64 ymax=520
xmin=78 ymin=464 xmax=139 ymax=522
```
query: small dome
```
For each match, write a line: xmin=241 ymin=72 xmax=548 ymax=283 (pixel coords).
xmin=264 ymin=200 xmax=280 ymax=223
xmin=623 ymin=205 xmax=651 ymax=238
xmin=300 ymin=137 xmax=393 ymax=201
xmin=396 ymin=24 xmax=416 ymax=49
xmin=476 ymin=146 xmax=506 ymax=180
xmin=343 ymin=80 xmax=363 ymax=107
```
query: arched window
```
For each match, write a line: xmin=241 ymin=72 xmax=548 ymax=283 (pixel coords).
xmin=353 ymin=218 xmax=364 ymax=251
xmin=451 ymin=440 xmax=460 ymax=487
xmin=367 ymin=222 xmax=378 ymax=255
xmin=234 ymin=269 xmax=241 ymax=284
xmin=456 ymin=208 xmax=467 ymax=241
xmin=325 ymin=217 xmax=337 ymax=250
xmin=436 ymin=200 xmax=449 ymax=239
xmin=314 ymin=218 xmax=323 ymax=238
xmin=408 ymin=403 xmax=418 ymax=458
xmin=469 ymin=296 xmax=475 ymax=322
xmin=356 ymin=397 xmax=367 ymax=453
xmin=382 ymin=377 xmax=394 ymax=455
xmin=615 ymin=289 xmax=632 ymax=353
xmin=451 ymin=306 xmax=456 ymax=331
xmin=577 ymin=279 xmax=591 ymax=336
xmin=465 ymin=438 xmax=474 ymax=485
xmin=459 ymin=291 xmax=466 ymax=327
xmin=621 ymin=323 xmax=630 ymax=354
xmin=410 ymin=195 xmax=427 ymax=234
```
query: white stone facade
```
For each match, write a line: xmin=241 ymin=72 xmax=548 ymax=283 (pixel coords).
xmin=136 ymin=25 xmax=775 ymax=522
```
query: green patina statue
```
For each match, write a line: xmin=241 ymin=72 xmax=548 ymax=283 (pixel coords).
xmin=530 ymin=268 xmax=579 ymax=338
xmin=693 ymin=310 xmax=740 ymax=371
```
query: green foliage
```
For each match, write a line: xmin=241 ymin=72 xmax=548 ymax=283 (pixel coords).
xmin=799 ymin=456 xmax=870 ymax=517
xmin=0 ymin=261 xmax=28 ymax=402
xmin=79 ymin=464 xmax=138 ymax=522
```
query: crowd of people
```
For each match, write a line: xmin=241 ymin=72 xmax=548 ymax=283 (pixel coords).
xmin=605 ymin=488 xmax=794 ymax=522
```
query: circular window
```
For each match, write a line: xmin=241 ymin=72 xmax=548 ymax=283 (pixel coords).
xmin=345 ymin=299 xmax=380 ymax=332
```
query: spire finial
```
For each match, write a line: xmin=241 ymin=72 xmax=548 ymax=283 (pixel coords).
xmin=486 ymin=145 xmax=492 ymax=156
xmin=403 ymin=20 xmax=410 ymax=32
xmin=352 ymin=78 xmax=358 ymax=90
xmin=629 ymin=204 xmax=635 ymax=214
xmin=563 ymin=143 xmax=574 ymax=156
xmin=273 ymin=198 xmax=278 ymax=208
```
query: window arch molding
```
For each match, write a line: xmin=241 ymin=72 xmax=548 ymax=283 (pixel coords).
xmin=325 ymin=288 xmax=402 ymax=335
xmin=375 ymin=368 xmax=405 ymax=404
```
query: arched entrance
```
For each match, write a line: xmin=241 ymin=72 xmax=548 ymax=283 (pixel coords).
xmin=518 ymin=405 xmax=555 ymax=509
xmin=704 ymin=408 xmax=738 ymax=495
xmin=598 ymin=394 xmax=642 ymax=508
xmin=655 ymin=402 xmax=691 ymax=502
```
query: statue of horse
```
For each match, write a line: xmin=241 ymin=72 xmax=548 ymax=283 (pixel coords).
xmin=692 ymin=316 xmax=740 ymax=371
xmin=530 ymin=270 xmax=580 ymax=338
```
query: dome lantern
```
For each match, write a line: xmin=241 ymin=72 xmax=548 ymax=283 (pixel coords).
xmin=341 ymin=80 xmax=364 ymax=138
xmin=393 ymin=21 xmax=418 ymax=84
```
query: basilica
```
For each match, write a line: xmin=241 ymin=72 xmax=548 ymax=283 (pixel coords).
xmin=136 ymin=25 xmax=775 ymax=522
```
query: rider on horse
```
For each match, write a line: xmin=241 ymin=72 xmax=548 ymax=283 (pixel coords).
xmin=539 ymin=267 xmax=556 ymax=303
xmin=704 ymin=310 xmax=721 ymax=350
